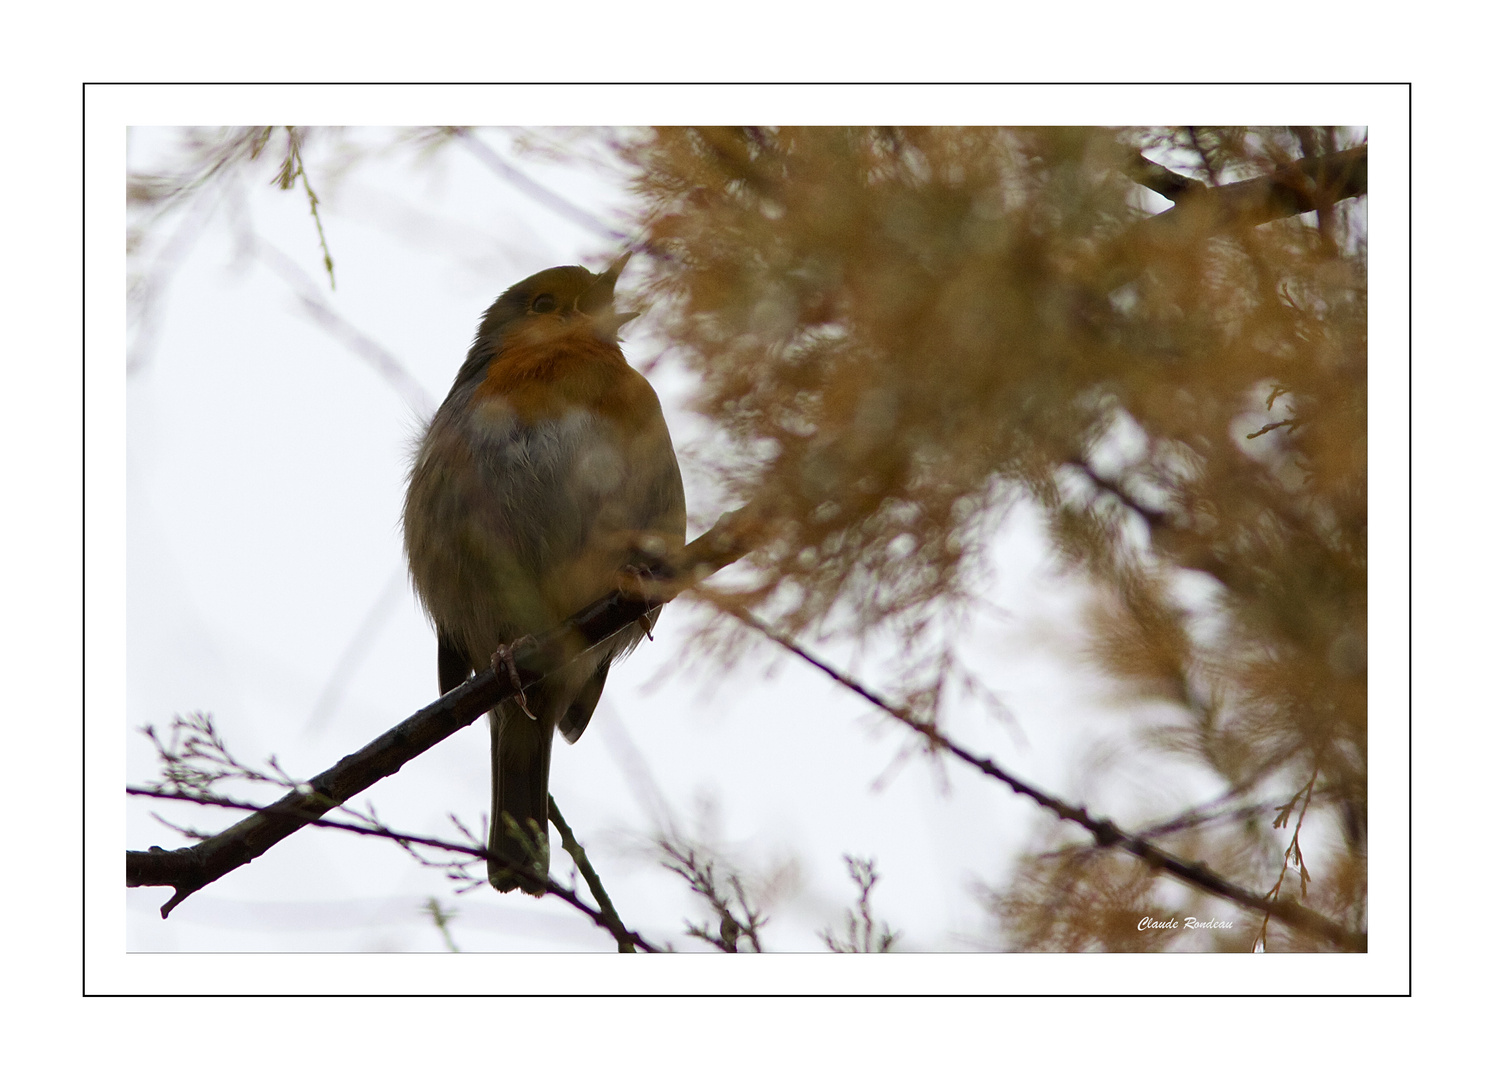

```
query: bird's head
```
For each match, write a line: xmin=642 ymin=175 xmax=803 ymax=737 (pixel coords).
xmin=475 ymin=252 xmax=640 ymax=351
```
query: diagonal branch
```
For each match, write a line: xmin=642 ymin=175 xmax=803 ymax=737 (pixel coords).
xmin=128 ymin=787 xmax=660 ymax=952
xmin=1124 ymin=151 xmax=1207 ymax=202
xmin=128 ymin=490 xmax=1368 ymax=949
xmin=456 ymin=129 xmax=629 ymax=245
xmin=235 ymin=221 xmax=436 ymax=418
xmin=729 ymin=608 xmax=1367 ymax=953
xmin=1106 ymin=143 xmax=1368 ymax=289
xmin=125 ymin=506 xmax=762 ymax=917
xmin=1143 ymin=144 xmax=1365 ymax=238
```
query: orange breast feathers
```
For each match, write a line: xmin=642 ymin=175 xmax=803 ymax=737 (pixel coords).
xmin=473 ymin=322 xmax=663 ymax=437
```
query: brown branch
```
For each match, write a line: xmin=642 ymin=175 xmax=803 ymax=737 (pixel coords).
xmin=1067 ymin=458 xmax=1167 ymax=530
xmin=731 ymin=609 xmax=1367 ymax=953
xmin=125 ymin=506 xmax=761 ymax=918
xmin=1125 ymin=151 xmax=1207 ymax=202
xmin=128 ymin=787 xmax=660 ymax=952
xmin=128 ymin=493 xmax=1367 ymax=949
xmin=1253 ymin=769 xmax=1320 ymax=951
xmin=1106 ymin=143 xmax=1368 ymax=290
xmin=1139 ymin=144 xmax=1366 ymax=243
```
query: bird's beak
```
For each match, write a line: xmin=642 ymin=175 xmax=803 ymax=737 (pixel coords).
xmin=579 ymin=251 xmax=641 ymax=338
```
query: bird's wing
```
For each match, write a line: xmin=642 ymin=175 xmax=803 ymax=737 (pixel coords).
xmin=558 ymin=657 xmax=610 ymax=744
xmin=438 ymin=634 xmax=473 ymax=695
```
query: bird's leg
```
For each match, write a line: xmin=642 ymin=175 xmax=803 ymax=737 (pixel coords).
xmin=490 ymin=638 xmax=538 ymax=720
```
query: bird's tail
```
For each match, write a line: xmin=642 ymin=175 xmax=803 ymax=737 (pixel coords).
xmin=488 ymin=700 xmax=554 ymax=895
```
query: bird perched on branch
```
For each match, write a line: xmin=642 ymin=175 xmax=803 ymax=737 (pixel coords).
xmin=403 ymin=253 xmax=685 ymax=893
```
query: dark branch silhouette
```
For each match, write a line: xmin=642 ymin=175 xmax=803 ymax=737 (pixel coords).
xmin=127 ymin=787 xmax=660 ymax=952
xmin=730 ymin=608 xmax=1367 ymax=953
xmin=1131 ymin=144 xmax=1366 ymax=246
xmin=1124 ymin=150 xmax=1207 ymax=202
xmin=1104 ymin=143 xmax=1367 ymax=291
xmin=126 ymin=507 xmax=760 ymax=918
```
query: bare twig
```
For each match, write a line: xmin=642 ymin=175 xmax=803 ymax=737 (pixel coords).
xmin=1134 ymin=796 xmax=1285 ymax=840
xmin=126 ymin=495 xmax=1365 ymax=949
xmin=547 ymin=796 xmax=636 ymax=953
xmin=423 ymin=898 xmax=461 ymax=952
xmin=125 ymin=507 xmax=760 ymax=917
xmin=1245 ymin=419 xmax=1297 ymax=440
xmin=455 ymin=128 xmax=678 ymax=267
xmin=127 ymin=786 xmax=660 ymax=952
xmin=821 ymin=855 xmax=900 ymax=953
xmin=657 ymin=836 xmax=768 ymax=953
xmin=1253 ymin=769 xmax=1320 ymax=952
xmin=729 ymin=609 xmax=1366 ymax=953
xmin=270 ymin=127 xmax=337 ymax=290
xmin=456 ymin=129 xmax=629 ymax=245
xmin=232 ymin=217 xmax=436 ymax=418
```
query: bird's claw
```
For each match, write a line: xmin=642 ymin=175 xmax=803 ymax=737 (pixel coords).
xmin=621 ymin=563 xmax=661 ymax=639
xmin=491 ymin=640 xmax=538 ymax=720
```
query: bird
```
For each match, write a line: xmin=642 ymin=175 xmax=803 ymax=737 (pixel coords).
xmin=402 ymin=253 xmax=685 ymax=893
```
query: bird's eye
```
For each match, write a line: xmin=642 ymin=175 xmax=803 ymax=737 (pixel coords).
xmin=531 ymin=294 xmax=558 ymax=314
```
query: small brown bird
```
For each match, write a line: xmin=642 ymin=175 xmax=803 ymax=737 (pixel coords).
xmin=403 ymin=254 xmax=685 ymax=892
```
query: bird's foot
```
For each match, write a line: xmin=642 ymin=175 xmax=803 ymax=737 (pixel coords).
xmin=490 ymin=638 xmax=538 ymax=720
xmin=620 ymin=563 xmax=664 ymax=639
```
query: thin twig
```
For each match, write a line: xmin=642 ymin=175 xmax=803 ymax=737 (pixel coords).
xmin=232 ymin=216 xmax=436 ymax=417
xmin=1245 ymin=419 xmax=1296 ymax=440
xmin=124 ymin=506 xmax=760 ymax=917
xmin=547 ymin=796 xmax=636 ymax=953
xmin=1253 ymin=769 xmax=1320 ymax=952
xmin=1134 ymin=796 xmax=1285 ymax=840
xmin=423 ymin=898 xmax=461 ymax=952
xmin=455 ymin=128 xmax=677 ymax=266
xmin=821 ymin=855 xmax=900 ymax=953
xmin=127 ymin=786 xmax=660 ymax=952
xmin=272 ymin=127 xmax=337 ymax=290
xmin=729 ymin=609 xmax=1366 ymax=953
xmin=657 ymin=836 xmax=768 ymax=953
xmin=457 ymin=129 xmax=629 ymax=245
